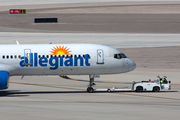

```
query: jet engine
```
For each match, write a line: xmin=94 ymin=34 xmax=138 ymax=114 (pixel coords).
xmin=0 ymin=71 xmax=9 ymax=90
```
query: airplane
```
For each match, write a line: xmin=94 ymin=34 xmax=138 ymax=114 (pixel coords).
xmin=0 ymin=43 xmax=136 ymax=93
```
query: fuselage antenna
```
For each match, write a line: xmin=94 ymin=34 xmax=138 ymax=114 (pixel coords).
xmin=16 ymin=40 xmax=20 ymax=45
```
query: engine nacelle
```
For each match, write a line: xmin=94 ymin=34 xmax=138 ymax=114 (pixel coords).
xmin=0 ymin=71 xmax=9 ymax=90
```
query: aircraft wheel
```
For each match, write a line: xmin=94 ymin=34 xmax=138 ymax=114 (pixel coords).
xmin=107 ymin=89 xmax=111 ymax=93
xmin=87 ymin=87 xmax=94 ymax=93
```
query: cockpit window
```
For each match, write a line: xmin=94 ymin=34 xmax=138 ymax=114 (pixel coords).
xmin=121 ymin=54 xmax=127 ymax=58
xmin=114 ymin=53 xmax=127 ymax=59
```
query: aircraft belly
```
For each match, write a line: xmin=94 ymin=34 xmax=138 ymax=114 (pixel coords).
xmin=18 ymin=67 xmax=45 ymax=75
xmin=17 ymin=65 xmax=110 ymax=75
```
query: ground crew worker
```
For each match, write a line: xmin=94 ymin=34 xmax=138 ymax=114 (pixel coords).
xmin=160 ymin=78 xmax=163 ymax=84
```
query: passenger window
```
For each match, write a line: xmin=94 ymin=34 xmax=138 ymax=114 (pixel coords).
xmin=11 ymin=55 xmax=13 ymax=59
xmin=14 ymin=55 xmax=17 ymax=59
xmin=6 ymin=55 xmax=9 ymax=59
xmin=18 ymin=55 xmax=21 ymax=59
xmin=2 ymin=55 xmax=5 ymax=59
xmin=46 ymin=55 xmax=49 ymax=58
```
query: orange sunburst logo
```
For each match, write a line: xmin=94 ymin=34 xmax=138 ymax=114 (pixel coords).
xmin=50 ymin=46 xmax=72 ymax=55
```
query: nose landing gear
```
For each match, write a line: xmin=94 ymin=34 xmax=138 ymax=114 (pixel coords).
xmin=87 ymin=75 xmax=96 ymax=93
xmin=87 ymin=87 xmax=94 ymax=93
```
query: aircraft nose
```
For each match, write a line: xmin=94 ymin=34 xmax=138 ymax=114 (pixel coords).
xmin=129 ymin=59 xmax=136 ymax=71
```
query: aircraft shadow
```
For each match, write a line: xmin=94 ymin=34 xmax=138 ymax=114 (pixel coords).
xmin=0 ymin=90 xmax=87 ymax=97
xmin=0 ymin=90 xmax=178 ymax=97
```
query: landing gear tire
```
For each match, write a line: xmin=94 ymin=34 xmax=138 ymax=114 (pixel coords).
xmin=107 ymin=89 xmax=111 ymax=93
xmin=87 ymin=87 xmax=94 ymax=93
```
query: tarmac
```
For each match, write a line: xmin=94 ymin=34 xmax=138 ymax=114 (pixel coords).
xmin=1 ymin=1 xmax=180 ymax=33
xmin=0 ymin=1 xmax=180 ymax=120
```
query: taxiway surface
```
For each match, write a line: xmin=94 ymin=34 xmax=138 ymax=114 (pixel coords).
xmin=1 ymin=1 xmax=180 ymax=33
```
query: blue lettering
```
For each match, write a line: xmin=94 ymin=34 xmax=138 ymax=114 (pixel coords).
xmin=30 ymin=53 xmax=33 ymax=67
xmin=19 ymin=56 xmax=28 ymax=67
xmin=49 ymin=57 xmax=58 ymax=70
xmin=74 ymin=56 xmax=84 ymax=66
xmin=34 ymin=53 xmax=38 ymax=67
xmin=60 ymin=56 xmax=63 ymax=66
xmin=19 ymin=53 xmax=91 ymax=69
xmin=64 ymin=56 xmax=73 ymax=66
xmin=84 ymin=54 xmax=91 ymax=66
xmin=39 ymin=57 xmax=48 ymax=67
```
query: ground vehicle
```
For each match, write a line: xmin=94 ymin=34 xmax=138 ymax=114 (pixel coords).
xmin=132 ymin=76 xmax=171 ymax=92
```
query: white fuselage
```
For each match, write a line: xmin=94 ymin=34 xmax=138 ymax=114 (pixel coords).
xmin=0 ymin=44 xmax=136 ymax=76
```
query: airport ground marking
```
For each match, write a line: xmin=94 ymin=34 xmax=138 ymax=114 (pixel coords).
xmin=114 ymin=93 xmax=180 ymax=101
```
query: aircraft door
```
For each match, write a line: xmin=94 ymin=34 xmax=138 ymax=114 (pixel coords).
xmin=97 ymin=49 xmax=104 ymax=64
xmin=24 ymin=49 xmax=33 ymax=65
